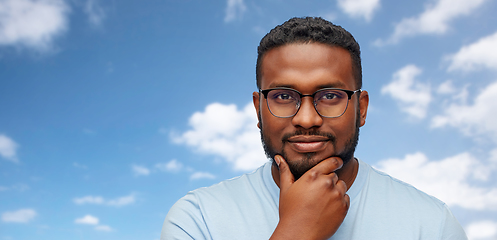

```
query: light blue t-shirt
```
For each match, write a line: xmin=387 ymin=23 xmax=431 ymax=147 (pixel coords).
xmin=161 ymin=159 xmax=467 ymax=239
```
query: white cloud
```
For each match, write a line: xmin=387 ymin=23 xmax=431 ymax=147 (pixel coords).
xmin=95 ymin=224 xmax=113 ymax=232
xmin=155 ymin=159 xmax=183 ymax=172
xmin=337 ymin=0 xmax=380 ymax=22
xmin=437 ymin=80 xmax=456 ymax=95
xmin=375 ymin=152 xmax=497 ymax=211
xmin=0 ymin=134 xmax=19 ymax=163
xmin=436 ymin=81 xmax=470 ymax=106
xmin=131 ymin=165 xmax=150 ymax=176
xmin=1 ymin=209 xmax=36 ymax=223
xmin=381 ymin=65 xmax=431 ymax=119
xmin=84 ymin=0 xmax=105 ymax=27
xmin=431 ymin=80 xmax=497 ymax=142
xmin=75 ymin=215 xmax=99 ymax=225
xmin=466 ymin=220 xmax=497 ymax=240
xmin=375 ymin=0 xmax=488 ymax=45
xmin=447 ymin=31 xmax=497 ymax=72
xmin=106 ymin=194 xmax=135 ymax=207
xmin=73 ymin=195 xmax=105 ymax=205
xmin=73 ymin=194 xmax=135 ymax=207
xmin=190 ymin=171 xmax=216 ymax=181
xmin=0 ymin=0 xmax=69 ymax=51
xmin=224 ymin=0 xmax=246 ymax=23
xmin=491 ymin=149 xmax=497 ymax=164
xmin=172 ymin=102 xmax=268 ymax=171
xmin=321 ymin=12 xmax=338 ymax=22
xmin=154 ymin=159 xmax=217 ymax=179
xmin=75 ymin=215 xmax=114 ymax=232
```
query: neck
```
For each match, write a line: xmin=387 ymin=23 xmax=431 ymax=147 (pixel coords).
xmin=271 ymin=157 xmax=359 ymax=191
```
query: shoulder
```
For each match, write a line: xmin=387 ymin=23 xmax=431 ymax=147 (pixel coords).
xmin=364 ymin=160 xmax=446 ymax=208
xmin=353 ymin=159 xmax=467 ymax=239
xmin=161 ymin=161 xmax=278 ymax=239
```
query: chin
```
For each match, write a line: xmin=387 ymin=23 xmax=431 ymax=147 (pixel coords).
xmin=288 ymin=155 xmax=319 ymax=180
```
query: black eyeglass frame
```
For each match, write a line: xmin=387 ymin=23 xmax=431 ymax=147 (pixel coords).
xmin=259 ymin=87 xmax=362 ymax=118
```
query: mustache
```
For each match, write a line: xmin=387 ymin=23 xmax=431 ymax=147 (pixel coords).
xmin=281 ymin=130 xmax=336 ymax=143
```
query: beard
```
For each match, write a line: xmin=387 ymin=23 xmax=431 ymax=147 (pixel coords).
xmin=259 ymin=111 xmax=360 ymax=180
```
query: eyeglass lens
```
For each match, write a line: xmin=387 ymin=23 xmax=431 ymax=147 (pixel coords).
xmin=266 ymin=88 xmax=350 ymax=118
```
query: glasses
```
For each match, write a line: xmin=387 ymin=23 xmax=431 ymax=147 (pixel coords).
xmin=260 ymin=87 xmax=362 ymax=118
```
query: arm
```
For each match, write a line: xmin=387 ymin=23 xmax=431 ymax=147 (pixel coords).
xmin=440 ymin=204 xmax=468 ymax=240
xmin=161 ymin=193 xmax=211 ymax=240
xmin=270 ymin=155 xmax=350 ymax=240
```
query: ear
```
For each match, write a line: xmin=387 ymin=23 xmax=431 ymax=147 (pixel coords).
xmin=358 ymin=90 xmax=369 ymax=127
xmin=253 ymin=91 xmax=261 ymax=129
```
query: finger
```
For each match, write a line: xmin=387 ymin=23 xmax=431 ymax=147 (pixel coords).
xmin=331 ymin=172 xmax=339 ymax=185
xmin=336 ymin=180 xmax=348 ymax=195
xmin=344 ymin=194 xmax=350 ymax=210
xmin=311 ymin=157 xmax=344 ymax=175
xmin=275 ymin=155 xmax=294 ymax=191
xmin=322 ymin=173 xmax=339 ymax=189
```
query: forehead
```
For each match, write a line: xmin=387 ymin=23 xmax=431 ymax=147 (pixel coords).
xmin=260 ymin=43 xmax=355 ymax=92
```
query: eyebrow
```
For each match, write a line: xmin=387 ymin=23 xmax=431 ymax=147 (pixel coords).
xmin=268 ymin=82 xmax=348 ymax=90
xmin=316 ymin=83 xmax=348 ymax=89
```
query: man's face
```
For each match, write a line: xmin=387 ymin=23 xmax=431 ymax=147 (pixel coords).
xmin=253 ymin=43 xmax=368 ymax=180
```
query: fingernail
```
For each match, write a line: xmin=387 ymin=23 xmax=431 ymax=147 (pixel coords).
xmin=274 ymin=156 xmax=281 ymax=166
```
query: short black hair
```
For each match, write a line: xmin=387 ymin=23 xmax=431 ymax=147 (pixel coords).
xmin=256 ymin=17 xmax=362 ymax=90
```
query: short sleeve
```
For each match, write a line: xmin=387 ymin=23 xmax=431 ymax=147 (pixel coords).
xmin=161 ymin=192 xmax=211 ymax=240
xmin=440 ymin=204 xmax=468 ymax=240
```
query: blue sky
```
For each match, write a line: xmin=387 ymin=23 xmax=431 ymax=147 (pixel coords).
xmin=1 ymin=0 xmax=497 ymax=239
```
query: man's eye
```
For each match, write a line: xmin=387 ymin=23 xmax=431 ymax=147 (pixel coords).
xmin=323 ymin=93 xmax=337 ymax=99
xmin=319 ymin=92 xmax=341 ymax=100
xmin=277 ymin=94 xmax=292 ymax=100
xmin=316 ymin=91 xmax=345 ymax=104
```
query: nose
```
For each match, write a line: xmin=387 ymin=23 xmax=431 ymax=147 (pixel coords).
xmin=291 ymin=97 xmax=323 ymax=129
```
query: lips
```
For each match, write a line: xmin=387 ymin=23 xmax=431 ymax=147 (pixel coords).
xmin=286 ymin=135 xmax=330 ymax=153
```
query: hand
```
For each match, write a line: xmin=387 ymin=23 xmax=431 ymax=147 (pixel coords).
xmin=270 ymin=155 xmax=350 ymax=240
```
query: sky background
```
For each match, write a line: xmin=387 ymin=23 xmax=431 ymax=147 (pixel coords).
xmin=1 ymin=0 xmax=497 ymax=239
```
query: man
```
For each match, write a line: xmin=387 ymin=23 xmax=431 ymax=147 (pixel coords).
xmin=161 ymin=17 xmax=467 ymax=240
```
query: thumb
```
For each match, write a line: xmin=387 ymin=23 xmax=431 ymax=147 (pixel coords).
xmin=275 ymin=155 xmax=294 ymax=191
